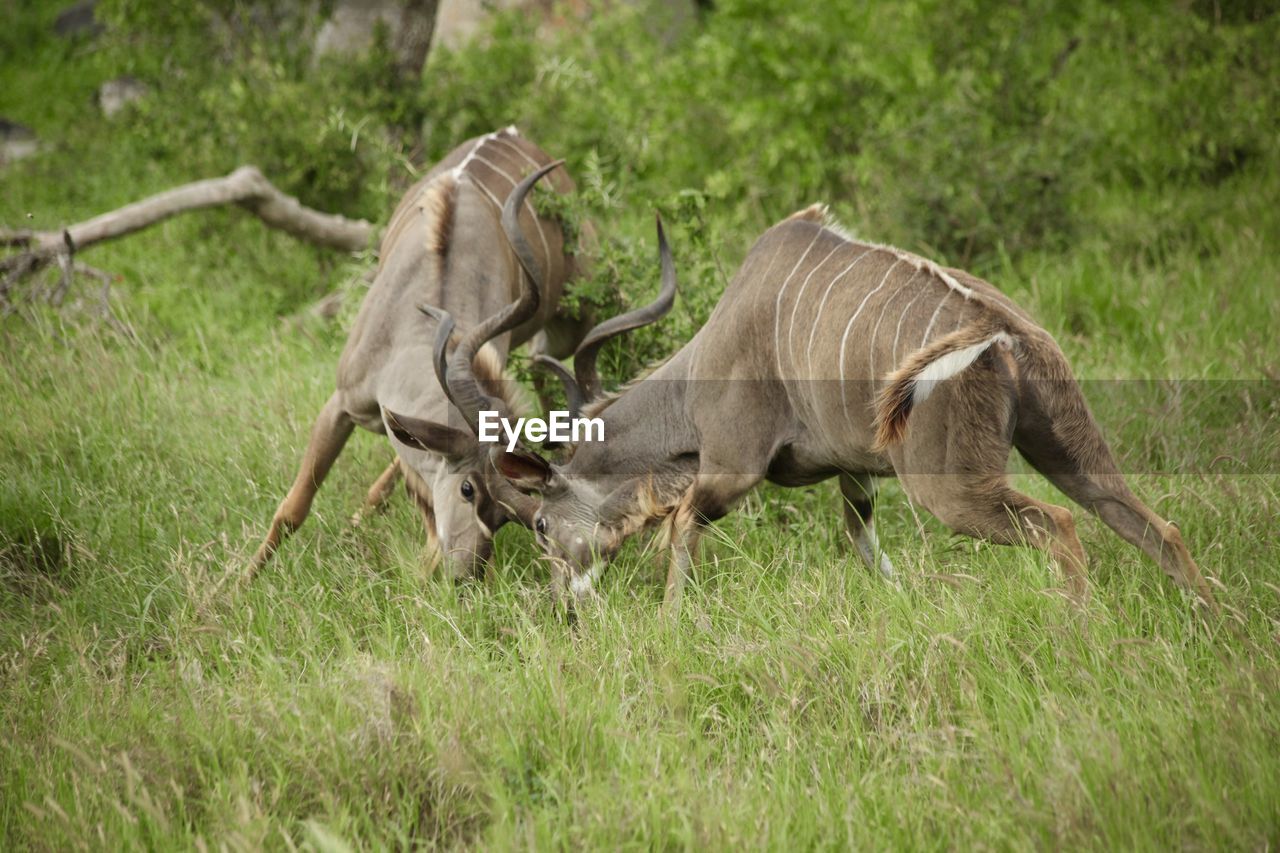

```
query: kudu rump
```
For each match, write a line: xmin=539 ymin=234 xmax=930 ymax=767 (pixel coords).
xmin=252 ymin=128 xmax=587 ymax=577
xmin=499 ymin=206 xmax=1218 ymax=612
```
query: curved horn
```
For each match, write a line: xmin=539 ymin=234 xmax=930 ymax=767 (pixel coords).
xmin=417 ymin=160 xmax=564 ymax=434
xmin=533 ymin=354 xmax=587 ymax=417
xmin=572 ymin=213 xmax=678 ymax=402
xmin=502 ymin=158 xmax=563 ymax=295
xmin=415 ymin=303 xmax=473 ymax=427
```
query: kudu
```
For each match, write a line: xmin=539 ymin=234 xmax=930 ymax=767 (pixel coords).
xmin=496 ymin=206 xmax=1219 ymax=613
xmin=251 ymin=128 xmax=587 ymax=578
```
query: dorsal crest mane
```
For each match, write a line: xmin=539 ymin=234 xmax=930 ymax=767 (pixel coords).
xmin=784 ymin=203 xmax=977 ymax=301
xmin=416 ymin=171 xmax=458 ymax=280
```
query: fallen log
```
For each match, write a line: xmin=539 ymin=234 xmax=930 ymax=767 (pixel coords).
xmin=1 ymin=166 xmax=377 ymax=306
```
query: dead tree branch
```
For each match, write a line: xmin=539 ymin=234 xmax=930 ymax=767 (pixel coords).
xmin=1 ymin=166 xmax=377 ymax=303
xmin=4 ymin=165 xmax=374 ymax=253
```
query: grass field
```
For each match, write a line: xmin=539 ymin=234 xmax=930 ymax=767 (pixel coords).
xmin=3 ymin=2 xmax=1279 ymax=848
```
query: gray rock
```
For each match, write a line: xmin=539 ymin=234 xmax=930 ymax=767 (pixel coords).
xmin=314 ymin=0 xmax=399 ymax=57
xmin=54 ymin=1 xmax=103 ymax=39
xmin=429 ymin=0 xmax=696 ymax=54
xmin=97 ymin=76 xmax=150 ymax=118
xmin=431 ymin=0 xmax=530 ymax=52
xmin=0 ymin=119 xmax=38 ymax=166
xmin=314 ymin=0 xmax=437 ymax=75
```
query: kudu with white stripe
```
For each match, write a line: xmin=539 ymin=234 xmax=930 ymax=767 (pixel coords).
xmin=251 ymin=129 xmax=588 ymax=578
xmin=498 ymin=206 xmax=1218 ymax=612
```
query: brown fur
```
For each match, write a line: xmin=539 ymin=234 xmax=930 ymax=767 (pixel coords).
xmin=418 ymin=172 xmax=457 ymax=278
xmin=473 ymin=343 xmax=532 ymax=417
xmin=872 ymin=315 xmax=1013 ymax=450
xmin=787 ymin=203 xmax=828 ymax=223
xmin=521 ymin=214 xmax=1219 ymax=614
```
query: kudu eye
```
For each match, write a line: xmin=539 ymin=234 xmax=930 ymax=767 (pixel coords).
xmin=460 ymin=480 xmax=475 ymax=502
xmin=535 ymin=516 xmax=548 ymax=536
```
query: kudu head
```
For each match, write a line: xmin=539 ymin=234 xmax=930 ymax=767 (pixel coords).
xmin=493 ymin=216 xmax=679 ymax=601
xmin=383 ymin=160 xmax=562 ymax=578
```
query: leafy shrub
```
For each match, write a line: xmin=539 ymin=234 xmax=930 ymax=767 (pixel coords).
xmin=415 ymin=0 xmax=1277 ymax=376
xmin=13 ymin=0 xmax=1276 ymax=375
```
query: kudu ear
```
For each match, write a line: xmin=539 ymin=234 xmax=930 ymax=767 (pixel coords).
xmin=493 ymin=447 xmax=556 ymax=494
xmin=384 ymin=409 xmax=474 ymax=459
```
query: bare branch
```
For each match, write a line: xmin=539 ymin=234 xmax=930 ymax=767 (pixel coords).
xmin=72 ymin=261 xmax=116 ymax=284
xmin=0 ymin=229 xmax=35 ymax=247
xmin=0 ymin=165 xmax=377 ymax=304
xmin=15 ymin=165 xmax=374 ymax=255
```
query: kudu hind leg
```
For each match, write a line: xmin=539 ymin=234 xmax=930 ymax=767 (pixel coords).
xmin=910 ymin=475 xmax=1090 ymax=602
xmin=250 ymin=392 xmax=355 ymax=574
xmin=1015 ymin=417 xmax=1217 ymax=609
xmin=892 ymin=376 xmax=1089 ymax=601
xmin=838 ymin=473 xmax=896 ymax=579
xmin=351 ymin=458 xmax=402 ymax=526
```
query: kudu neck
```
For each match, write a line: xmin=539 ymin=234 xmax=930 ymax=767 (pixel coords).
xmin=566 ymin=346 xmax=699 ymax=485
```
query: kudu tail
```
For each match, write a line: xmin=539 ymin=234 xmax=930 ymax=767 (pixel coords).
xmin=872 ymin=317 xmax=1017 ymax=451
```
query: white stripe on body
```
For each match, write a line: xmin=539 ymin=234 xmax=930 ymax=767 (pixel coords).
xmin=492 ymin=134 xmax=541 ymax=170
xmin=804 ymin=248 xmax=877 ymax=378
xmin=454 ymin=130 xmax=500 ymax=174
xmin=816 ymin=216 xmax=975 ymax=301
xmin=471 ymin=152 xmax=553 ymax=278
xmin=784 ymin=242 xmax=843 ymax=370
xmin=867 ymin=269 xmax=921 ymax=387
xmin=891 ymin=279 xmax=932 ymax=367
xmin=459 ymin=177 xmax=541 ymax=299
xmin=836 ymin=259 xmax=904 ymax=413
xmin=798 ymin=247 xmax=878 ymax=425
xmin=918 ymin=290 xmax=953 ymax=348
xmin=691 ymin=229 xmax=793 ymax=382
xmin=772 ymin=229 xmax=824 ymax=377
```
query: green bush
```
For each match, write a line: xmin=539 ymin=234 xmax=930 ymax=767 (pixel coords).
xmin=3 ymin=0 xmax=1275 ymax=368
xmin=413 ymin=0 xmax=1277 ymax=373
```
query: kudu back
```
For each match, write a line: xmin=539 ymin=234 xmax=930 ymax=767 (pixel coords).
xmin=251 ymin=128 xmax=589 ymax=578
xmin=498 ymin=207 xmax=1218 ymax=613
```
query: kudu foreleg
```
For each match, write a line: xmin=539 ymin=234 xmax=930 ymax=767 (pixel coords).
xmin=400 ymin=463 xmax=443 ymax=574
xmin=250 ymin=392 xmax=354 ymax=575
xmin=664 ymin=468 xmax=760 ymax=615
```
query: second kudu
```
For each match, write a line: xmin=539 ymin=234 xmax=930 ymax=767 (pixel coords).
xmin=496 ymin=206 xmax=1218 ymax=613
xmin=252 ymin=128 xmax=588 ymax=578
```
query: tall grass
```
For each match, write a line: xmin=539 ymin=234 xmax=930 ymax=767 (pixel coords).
xmin=2 ymin=0 xmax=1278 ymax=847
